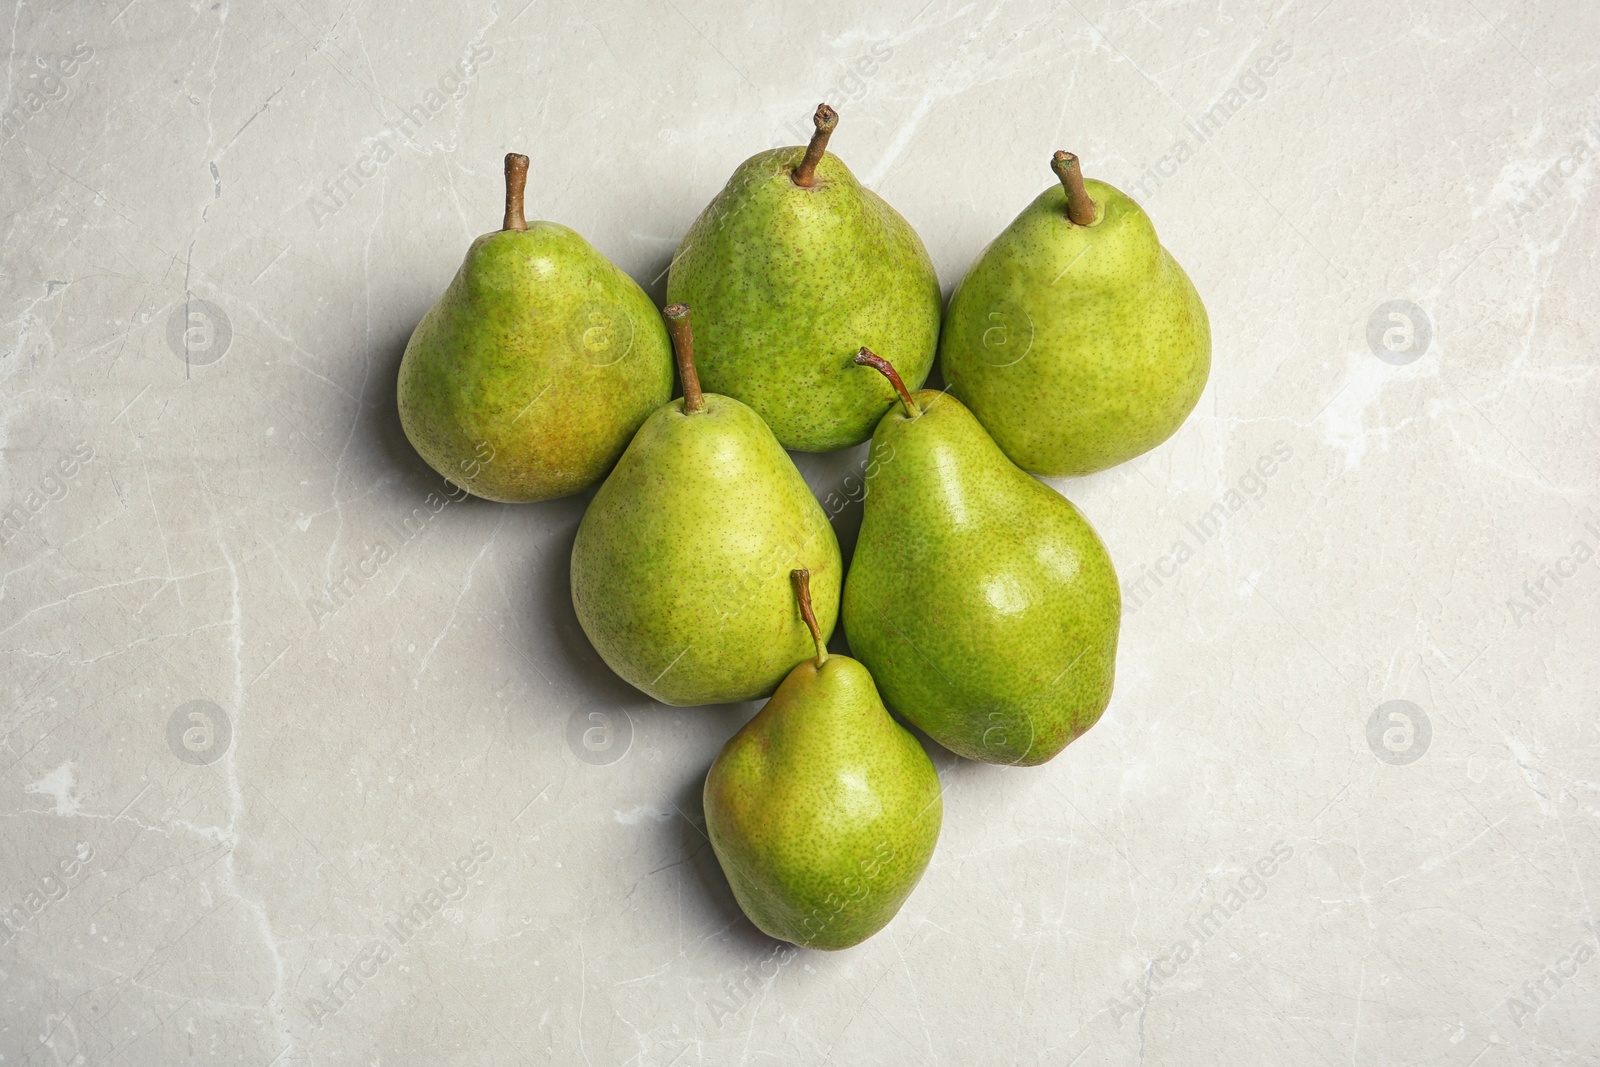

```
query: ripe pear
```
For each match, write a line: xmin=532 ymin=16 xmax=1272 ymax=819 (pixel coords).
xmin=570 ymin=306 xmax=842 ymax=706
xmin=705 ymin=570 xmax=942 ymax=949
xmin=940 ymin=152 xmax=1210 ymax=476
xmin=666 ymin=105 xmax=941 ymax=452
xmin=842 ymin=351 xmax=1120 ymax=766
xmin=398 ymin=153 xmax=672 ymax=501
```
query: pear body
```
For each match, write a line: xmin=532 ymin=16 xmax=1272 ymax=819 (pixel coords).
xmin=940 ymin=179 xmax=1210 ymax=477
xmin=842 ymin=391 xmax=1120 ymax=765
xmin=704 ymin=654 xmax=942 ymax=948
xmin=570 ymin=395 xmax=842 ymax=706
xmin=666 ymin=149 xmax=941 ymax=452
xmin=398 ymin=223 xmax=672 ymax=502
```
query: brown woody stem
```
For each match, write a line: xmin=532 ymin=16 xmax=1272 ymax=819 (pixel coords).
xmin=503 ymin=153 xmax=529 ymax=231
xmin=1051 ymin=151 xmax=1096 ymax=226
xmin=662 ymin=304 xmax=704 ymax=413
xmin=791 ymin=103 xmax=839 ymax=188
xmin=854 ymin=348 xmax=919 ymax=418
xmin=791 ymin=569 xmax=828 ymax=666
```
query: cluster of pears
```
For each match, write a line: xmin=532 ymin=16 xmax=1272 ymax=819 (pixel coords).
xmin=396 ymin=107 xmax=1210 ymax=949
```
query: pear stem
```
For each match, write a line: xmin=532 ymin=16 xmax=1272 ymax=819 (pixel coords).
xmin=854 ymin=348 xmax=919 ymax=418
xmin=791 ymin=569 xmax=828 ymax=667
xmin=503 ymin=153 xmax=529 ymax=231
xmin=662 ymin=304 xmax=704 ymax=414
xmin=1051 ymin=150 xmax=1096 ymax=226
xmin=791 ymin=103 xmax=839 ymax=188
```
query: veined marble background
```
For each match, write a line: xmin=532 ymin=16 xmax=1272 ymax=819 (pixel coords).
xmin=2 ymin=0 xmax=1596 ymax=1063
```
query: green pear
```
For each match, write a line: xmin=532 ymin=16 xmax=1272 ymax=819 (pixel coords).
xmin=705 ymin=569 xmax=942 ymax=949
xmin=842 ymin=351 xmax=1120 ymax=766
xmin=940 ymin=152 xmax=1210 ymax=477
xmin=398 ymin=153 xmax=673 ymax=501
xmin=666 ymin=104 xmax=941 ymax=452
xmin=570 ymin=306 xmax=842 ymax=706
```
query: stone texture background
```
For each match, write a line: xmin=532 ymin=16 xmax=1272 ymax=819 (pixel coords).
xmin=2 ymin=0 xmax=1597 ymax=1063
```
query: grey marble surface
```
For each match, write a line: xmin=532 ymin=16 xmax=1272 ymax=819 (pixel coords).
xmin=2 ymin=0 xmax=1598 ymax=1063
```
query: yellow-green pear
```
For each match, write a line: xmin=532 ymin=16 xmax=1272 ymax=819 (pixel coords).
xmin=705 ymin=570 xmax=942 ymax=948
xmin=843 ymin=351 xmax=1121 ymax=766
xmin=940 ymin=152 xmax=1210 ymax=476
xmin=666 ymin=105 xmax=941 ymax=452
xmin=398 ymin=153 xmax=672 ymax=501
xmin=570 ymin=306 xmax=841 ymax=706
